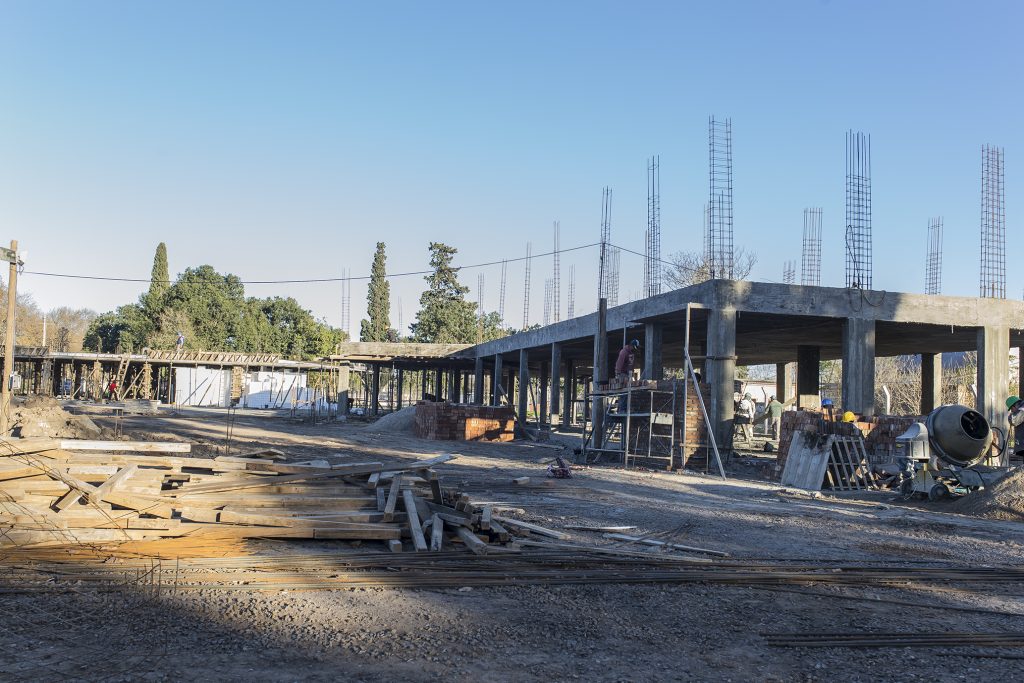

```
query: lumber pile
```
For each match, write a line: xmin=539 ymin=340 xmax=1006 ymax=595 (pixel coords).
xmin=0 ymin=437 xmax=507 ymax=551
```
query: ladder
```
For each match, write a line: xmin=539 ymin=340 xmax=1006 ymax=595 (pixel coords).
xmin=112 ymin=355 xmax=130 ymax=400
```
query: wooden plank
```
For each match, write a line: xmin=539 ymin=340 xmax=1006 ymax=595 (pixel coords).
xmin=388 ymin=539 xmax=403 ymax=553
xmin=429 ymin=471 xmax=443 ymax=503
xmin=52 ymin=489 xmax=84 ymax=512
xmin=402 ymin=489 xmax=428 ymax=552
xmin=491 ymin=515 xmax=571 ymax=540
xmin=383 ymin=475 xmax=402 ymax=522
xmin=166 ymin=461 xmax=385 ymax=497
xmin=488 ymin=519 xmax=510 ymax=543
xmin=480 ymin=505 xmax=492 ymax=531
xmin=375 ymin=487 xmax=386 ymax=512
xmin=87 ymin=464 xmax=138 ymax=505
xmin=455 ymin=526 xmax=489 ymax=555
xmin=0 ymin=438 xmax=61 ymax=455
xmin=59 ymin=440 xmax=191 ymax=453
xmin=429 ymin=514 xmax=443 ymax=551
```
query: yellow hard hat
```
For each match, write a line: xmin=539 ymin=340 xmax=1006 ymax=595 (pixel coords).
xmin=842 ymin=411 xmax=856 ymax=422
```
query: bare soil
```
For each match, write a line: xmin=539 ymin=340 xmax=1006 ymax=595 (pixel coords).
xmin=3 ymin=406 xmax=1024 ymax=682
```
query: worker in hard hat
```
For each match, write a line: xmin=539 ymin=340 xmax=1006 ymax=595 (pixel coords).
xmin=1006 ymin=396 xmax=1024 ymax=457
xmin=734 ymin=392 xmax=755 ymax=443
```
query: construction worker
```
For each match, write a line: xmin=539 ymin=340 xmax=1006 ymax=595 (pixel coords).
xmin=1007 ymin=396 xmax=1024 ymax=457
xmin=734 ymin=392 xmax=754 ymax=443
xmin=765 ymin=395 xmax=784 ymax=440
xmin=614 ymin=339 xmax=640 ymax=385
xmin=842 ymin=411 xmax=857 ymax=423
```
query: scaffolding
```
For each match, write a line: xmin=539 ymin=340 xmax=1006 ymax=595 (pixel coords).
xmin=708 ymin=117 xmax=734 ymax=279
xmin=801 ymin=208 xmax=822 ymax=286
xmin=845 ymin=131 xmax=872 ymax=289
xmin=980 ymin=145 xmax=1005 ymax=299
xmin=645 ymin=155 xmax=662 ymax=297
xmin=926 ymin=217 xmax=943 ymax=295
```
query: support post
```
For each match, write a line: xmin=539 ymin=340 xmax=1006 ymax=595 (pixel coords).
xmin=518 ymin=349 xmax=529 ymax=425
xmin=841 ymin=318 xmax=876 ymax=416
xmin=977 ymin=325 xmax=1010 ymax=464
xmin=920 ymin=353 xmax=942 ymax=414
xmin=775 ymin=363 xmax=795 ymax=403
xmin=371 ymin=364 xmax=381 ymax=416
xmin=473 ymin=357 xmax=484 ymax=404
xmin=396 ymin=368 xmax=405 ymax=410
xmin=539 ymin=361 xmax=548 ymax=428
xmin=550 ymin=343 xmax=561 ymax=426
xmin=796 ymin=345 xmax=821 ymax=410
xmin=0 ymin=240 xmax=16 ymax=433
xmin=643 ymin=323 xmax=664 ymax=381
xmin=433 ymin=367 xmax=443 ymax=402
xmin=492 ymin=355 xmax=503 ymax=405
xmin=564 ymin=359 xmax=574 ymax=426
xmin=706 ymin=308 xmax=736 ymax=450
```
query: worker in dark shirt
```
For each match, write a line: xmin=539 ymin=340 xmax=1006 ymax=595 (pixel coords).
xmin=614 ymin=339 xmax=640 ymax=384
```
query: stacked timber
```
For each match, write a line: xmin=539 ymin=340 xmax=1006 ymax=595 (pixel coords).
xmin=0 ymin=438 xmax=517 ymax=553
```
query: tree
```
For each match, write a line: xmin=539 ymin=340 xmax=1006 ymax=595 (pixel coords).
xmin=46 ymin=307 xmax=98 ymax=351
xmin=480 ymin=311 xmax=513 ymax=342
xmin=359 ymin=242 xmax=390 ymax=342
xmin=664 ymin=247 xmax=757 ymax=289
xmin=410 ymin=242 xmax=478 ymax=343
xmin=144 ymin=242 xmax=170 ymax=313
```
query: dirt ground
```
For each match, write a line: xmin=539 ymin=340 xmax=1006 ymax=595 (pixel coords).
xmin=4 ymin=406 xmax=1024 ymax=682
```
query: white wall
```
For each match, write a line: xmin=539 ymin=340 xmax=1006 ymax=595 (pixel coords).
xmin=174 ymin=367 xmax=232 ymax=407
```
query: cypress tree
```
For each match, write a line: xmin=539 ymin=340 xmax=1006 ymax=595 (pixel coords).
xmin=146 ymin=242 xmax=169 ymax=312
xmin=359 ymin=242 xmax=390 ymax=342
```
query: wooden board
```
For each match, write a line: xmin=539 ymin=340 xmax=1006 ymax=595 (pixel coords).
xmin=780 ymin=432 xmax=835 ymax=490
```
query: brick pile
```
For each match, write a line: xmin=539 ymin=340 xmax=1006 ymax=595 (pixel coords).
xmin=777 ymin=410 xmax=922 ymax=469
xmin=413 ymin=402 xmax=515 ymax=442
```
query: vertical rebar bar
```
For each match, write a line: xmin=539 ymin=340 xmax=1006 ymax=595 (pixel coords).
xmin=980 ymin=145 xmax=1005 ymax=298
xmin=845 ymin=131 xmax=872 ymax=289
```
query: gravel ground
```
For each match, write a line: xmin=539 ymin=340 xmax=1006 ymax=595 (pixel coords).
xmin=3 ymin=408 xmax=1024 ymax=682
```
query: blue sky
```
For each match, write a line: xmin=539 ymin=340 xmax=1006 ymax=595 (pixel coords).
xmin=1 ymin=0 xmax=1021 ymax=336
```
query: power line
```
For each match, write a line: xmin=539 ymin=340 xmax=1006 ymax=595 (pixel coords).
xmin=22 ymin=242 xmax=599 ymax=285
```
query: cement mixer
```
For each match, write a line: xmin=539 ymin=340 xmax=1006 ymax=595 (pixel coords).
xmin=894 ymin=404 xmax=1007 ymax=501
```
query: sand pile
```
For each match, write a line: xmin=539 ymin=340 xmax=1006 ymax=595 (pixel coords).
xmin=951 ymin=467 xmax=1024 ymax=521
xmin=368 ymin=406 xmax=416 ymax=434
xmin=9 ymin=395 xmax=103 ymax=439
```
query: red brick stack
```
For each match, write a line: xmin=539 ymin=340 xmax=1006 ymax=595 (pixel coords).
xmin=413 ymin=402 xmax=515 ymax=442
xmin=777 ymin=410 xmax=922 ymax=469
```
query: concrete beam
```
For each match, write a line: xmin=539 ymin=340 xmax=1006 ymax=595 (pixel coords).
xmin=550 ymin=343 xmax=561 ymax=423
xmin=473 ymin=357 xmax=484 ymax=404
xmin=796 ymin=346 xmax=820 ymax=409
xmin=644 ymin=323 xmax=664 ymax=381
xmin=841 ymin=318 xmax=876 ymax=416
xmin=920 ymin=352 xmax=941 ymax=414
xmin=977 ymin=325 xmax=1010 ymax=463
xmin=706 ymin=308 xmax=736 ymax=450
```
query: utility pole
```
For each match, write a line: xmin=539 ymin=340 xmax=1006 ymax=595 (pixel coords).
xmin=1 ymin=240 xmax=19 ymax=435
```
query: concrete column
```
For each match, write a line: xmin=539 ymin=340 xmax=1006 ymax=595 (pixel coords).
xmin=371 ymin=364 xmax=381 ymax=416
xmin=518 ymin=349 xmax=529 ymax=424
xmin=448 ymin=368 xmax=459 ymax=402
xmin=492 ymin=355 xmax=504 ymax=405
xmin=591 ymin=298 xmax=608 ymax=446
xmin=550 ymin=343 xmax=561 ymax=424
xmin=337 ymin=365 xmax=350 ymax=416
xmin=775 ymin=362 xmax=795 ymax=403
xmin=433 ymin=368 xmax=442 ymax=401
xmin=395 ymin=369 xmax=404 ymax=409
xmin=977 ymin=325 xmax=1010 ymax=460
xmin=796 ymin=346 xmax=820 ymax=410
xmin=920 ymin=353 xmax=942 ymax=415
xmin=644 ymin=323 xmax=664 ymax=381
xmin=540 ymin=361 xmax=548 ymax=427
xmin=841 ymin=318 xmax=876 ymax=416
xmin=564 ymin=359 xmax=574 ymax=426
xmin=706 ymin=308 xmax=737 ymax=449
xmin=473 ymin=357 xmax=484 ymax=404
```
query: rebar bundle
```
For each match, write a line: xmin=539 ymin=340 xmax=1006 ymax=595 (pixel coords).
xmin=845 ymin=131 xmax=872 ymax=289
xmin=645 ymin=155 xmax=662 ymax=297
xmin=598 ymin=187 xmax=612 ymax=302
xmin=980 ymin=145 xmax=1005 ymax=299
xmin=708 ymin=117 xmax=734 ymax=279
xmin=522 ymin=242 xmax=532 ymax=329
xmin=607 ymin=247 xmax=620 ymax=308
xmin=567 ymin=265 xmax=576 ymax=319
xmin=801 ymin=208 xmax=822 ymax=286
xmin=552 ymin=221 xmax=561 ymax=322
xmin=926 ymin=217 xmax=943 ymax=295
xmin=783 ymin=261 xmax=795 ymax=285
xmin=543 ymin=278 xmax=552 ymax=326
xmin=498 ymin=259 xmax=507 ymax=322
